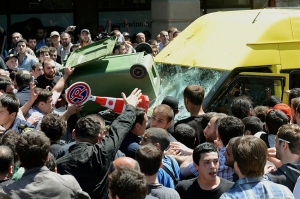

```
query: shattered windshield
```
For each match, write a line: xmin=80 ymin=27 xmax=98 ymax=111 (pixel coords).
xmin=148 ymin=63 xmax=225 ymax=121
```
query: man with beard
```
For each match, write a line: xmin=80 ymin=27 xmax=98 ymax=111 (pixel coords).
xmin=15 ymin=39 xmax=39 ymax=72
xmin=57 ymin=33 xmax=72 ymax=63
xmin=80 ymin=29 xmax=93 ymax=47
xmin=223 ymin=137 xmax=240 ymax=182
xmin=266 ymin=124 xmax=300 ymax=191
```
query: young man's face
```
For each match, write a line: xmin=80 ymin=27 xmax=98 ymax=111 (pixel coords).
xmin=51 ymin=35 xmax=60 ymax=44
xmin=36 ymin=29 xmax=44 ymax=40
xmin=31 ymin=66 xmax=44 ymax=79
xmin=194 ymin=152 xmax=219 ymax=182
xmin=46 ymin=38 xmax=52 ymax=47
xmin=28 ymin=39 xmax=37 ymax=50
xmin=49 ymin=51 xmax=58 ymax=62
xmin=203 ymin=117 xmax=218 ymax=143
xmin=16 ymin=42 xmax=27 ymax=54
xmin=223 ymin=144 xmax=234 ymax=168
xmin=40 ymin=96 xmax=54 ymax=114
xmin=38 ymin=52 xmax=50 ymax=63
xmin=150 ymin=109 xmax=171 ymax=130
xmin=6 ymin=57 xmax=18 ymax=70
xmin=0 ymin=106 xmax=16 ymax=127
xmin=80 ymin=32 xmax=90 ymax=42
xmin=43 ymin=60 xmax=56 ymax=79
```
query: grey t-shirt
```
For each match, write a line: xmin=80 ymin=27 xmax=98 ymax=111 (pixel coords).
xmin=148 ymin=184 xmax=180 ymax=199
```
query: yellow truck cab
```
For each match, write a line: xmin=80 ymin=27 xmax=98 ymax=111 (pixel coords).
xmin=155 ymin=8 xmax=300 ymax=114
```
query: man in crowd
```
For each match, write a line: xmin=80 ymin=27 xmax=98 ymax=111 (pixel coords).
xmin=223 ymin=137 xmax=240 ymax=182
xmin=0 ymin=146 xmax=14 ymax=187
xmin=31 ymin=62 xmax=43 ymax=79
xmin=230 ymin=96 xmax=253 ymax=119
xmin=5 ymin=54 xmax=18 ymax=73
xmin=220 ymin=136 xmax=294 ymax=199
xmin=27 ymin=35 xmax=37 ymax=53
xmin=158 ymin=31 xmax=169 ymax=52
xmin=15 ymin=72 xmax=32 ymax=107
xmin=0 ymin=80 xmax=14 ymax=94
xmin=1 ymin=130 xmax=90 ymax=198
xmin=8 ymin=32 xmax=35 ymax=56
xmin=80 ymin=29 xmax=93 ymax=47
xmin=176 ymin=142 xmax=233 ymax=199
xmin=36 ymin=27 xmax=46 ymax=49
xmin=57 ymin=32 xmax=73 ymax=62
xmin=49 ymin=31 xmax=61 ymax=49
xmin=15 ymin=39 xmax=38 ymax=72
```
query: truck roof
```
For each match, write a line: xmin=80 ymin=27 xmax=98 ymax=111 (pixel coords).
xmin=155 ymin=9 xmax=300 ymax=70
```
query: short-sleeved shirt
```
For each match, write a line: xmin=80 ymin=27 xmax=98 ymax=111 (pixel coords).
xmin=36 ymin=75 xmax=61 ymax=90
xmin=176 ymin=177 xmax=233 ymax=199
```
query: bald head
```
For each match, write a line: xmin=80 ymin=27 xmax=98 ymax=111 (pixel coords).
xmin=113 ymin=157 xmax=140 ymax=171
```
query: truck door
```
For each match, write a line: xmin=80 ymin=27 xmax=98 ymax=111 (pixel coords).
xmin=209 ymin=72 xmax=289 ymax=114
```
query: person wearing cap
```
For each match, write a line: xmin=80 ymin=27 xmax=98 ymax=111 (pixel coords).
xmin=15 ymin=39 xmax=39 ymax=72
xmin=50 ymin=31 xmax=61 ymax=49
xmin=35 ymin=27 xmax=46 ymax=50
xmin=80 ymin=29 xmax=93 ymax=47
xmin=123 ymin=32 xmax=131 ymax=42
xmin=5 ymin=54 xmax=18 ymax=72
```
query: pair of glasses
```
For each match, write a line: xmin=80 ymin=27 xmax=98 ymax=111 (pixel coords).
xmin=278 ymin=138 xmax=290 ymax=144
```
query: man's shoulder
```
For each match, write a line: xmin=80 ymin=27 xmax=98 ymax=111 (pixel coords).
xmin=176 ymin=177 xmax=197 ymax=190
xmin=149 ymin=184 xmax=180 ymax=198
xmin=219 ymin=177 xmax=234 ymax=189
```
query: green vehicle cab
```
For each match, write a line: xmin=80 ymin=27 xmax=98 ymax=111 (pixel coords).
xmin=62 ymin=36 xmax=160 ymax=115
xmin=154 ymin=8 xmax=300 ymax=116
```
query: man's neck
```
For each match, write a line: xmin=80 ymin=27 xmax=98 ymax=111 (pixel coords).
xmin=190 ymin=106 xmax=205 ymax=117
xmin=18 ymin=53 xmax=26 ymax=60
xmin=52 ymin=43 xmax=59 ymax=48
xmin=197 ymin=175 xmax=220 ymax=190
xmin=44 ymin=74 xmax=54 ymax=81
xmin=162 ymin=41 xmax=169 ymax=46
xmin=281 ymin=153 xmax=300 ymax=165
xmin=146 ymin=174 xmax=160 ymax=185
xmin=3 ymin=119 xmax=15 ymax=130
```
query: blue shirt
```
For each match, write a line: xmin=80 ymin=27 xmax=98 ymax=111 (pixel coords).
xmin=157 ymin=155 xmax=181 ymax=188
xmin=36 ymin=39 xmax=46 ymax=49
xmin=220 ymin=176 xmax=295 ymax=199
xmin=119 ymin=132 xmax=141 ymax=159
xmin=18 ymin=54 xmax=38 ymax=71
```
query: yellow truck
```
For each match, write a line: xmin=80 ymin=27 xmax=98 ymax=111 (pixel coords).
xmin=155 ymin=8 xmax=300 ymax=115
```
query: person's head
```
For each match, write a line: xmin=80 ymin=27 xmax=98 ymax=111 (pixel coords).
xmin=131 ymin=108 xmax=147 ymax=136
xmin=183 ymin=85 xmax=205 ymax=110
xmin=230 ymin=96 xmax=253 ymax=119
xmin=80 ymin=29 xmax=91 ymax=43
xmin=161 ymin=96 xmax=179 ymax=115
xmin=200 ymin=112 xmax=217 ymax=130
xmin=142 ymin=31 xmax=151 ymax=42
xmin=218 ymin=116 xmax=244 ymax=147
xmin=232 ymin=136 xmax=267 ymax=178
xmin=45 ymin=153 xmax=56 ymax=173
xmin=275 ymin=124 xmax=300 ymax=161
xmin=223 ymin=137 xmax=239 ymax=168
xmin=265 ymin=109 xmax=289 ymax=135
xmin=45 ymin=37 xmax=51 ymax=47
xmin=0 ymin=146 xmax=14 ymax=178
xmin=49 ymin=47 xmax=58 ymax=62
xmin=11 ymin=32 xmax=22 ymax=45
xmin=151 ymin=46 xmax=159 ymax=57
xmin=148 ymin=39 xmax=158 ymax=47
xmin=27 ymin=35 xmax=37 ymax=50
xmin=42 ymin=58 xmax=57 ymax=80
xmin=174 ymin=124 xmax=196 ymax=149
xmin=31 ymin=62 xmax=44 ymax=79
xmin=292 ymin=97 xmax=300 ymax=124
xmin=136 ymin=33 xmax=145 ymax=44
xmin=50 ymin=31 xmax=60 ymax=45
xmin=193 ymin=142 xmax=219 ymax=181
xmin=242 ymin=116 xmax=263 ymax=135
xmin=135 ymin=144 xmax=163 ymax=176
xmin=254 ymin=106 xmax=268 ymax=123
xmin=289 ymin=88 xmax=300 ymax=106
xmin=0 ymin=93 xmax=19 ymax=127
xmin=140 ymin=127 xmax=170 ymax=151
xmin=108 ymin=166 xmax=147 ymax=199
xmin=16 ymin=72 xmax=32 ymax=88
xmin=41 ymin=113 xmax=66 ymax=142
xmin=33 ymin=88 xmax=54 ymax=115
xmin=74 ymin=115 xmax=105 ymax=143
xmin=36 ymin=27 xmax=45 ymax=40
xmin=0 ymin=80 xmax=14 ymax=93
xmin=88 ymin=114 xmax=107 ymax=140
xmin=37 ymin=46 xmax=50 ymax=63
xmin=16 ymin=130 xmax=50 ymax=170
xmin=173 ymin=30 xmax=181 ymax=39
xmin=263 ymin=95 xmax=281 ymax=107
xmin=15 ymin=39 xmax=28 ymax=54
xmin=71 ymin=44 xmax=80 ymax=52
xmin=5 ymin=54 xmax=18 ymax=71
xmin=61 ymin=33 xmax=71 ymax=47
xmin=168 ymin=27 xmax=178 ymax=41
xmin=150 ymin=104 xmax=174 ymax=129
xmin=112 ymin=157 xmax=140 ymax=173
xmin=203 ymin=113 xmax=227 ymax=143
xmin=159 ymin=30 xmax=169 ymax=43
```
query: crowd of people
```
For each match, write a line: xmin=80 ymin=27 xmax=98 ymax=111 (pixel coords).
xmin=0 ymin=24 xmax=299 ymax=199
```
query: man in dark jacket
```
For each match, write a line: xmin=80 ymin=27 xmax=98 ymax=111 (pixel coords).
xmin=57 ymin=88 xmax=142 ymax=199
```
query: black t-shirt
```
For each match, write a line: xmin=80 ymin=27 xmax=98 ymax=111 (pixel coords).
xmin=175 ymin=115 xmax=204 ymax=147
xmin=175 ymin=177 xmax=233 ymax=199
xmin=36 ymin=75 xmax=61 ymax=90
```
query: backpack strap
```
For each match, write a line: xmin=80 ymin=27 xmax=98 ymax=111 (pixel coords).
xmin=161 ymin=156 xmax=179 ymax=185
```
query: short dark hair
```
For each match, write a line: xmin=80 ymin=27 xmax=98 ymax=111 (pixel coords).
xmin=232 ymin=136 xmax=267 ymax=177
xmin=0 ymin=130 xmax=21 ymax=163
xmin=200 ymin=112 xmax=217 ymax=130
xmin=0 ymin=80 xmax=14 ymax=92
xmin=134 ymin=108 xmax=146 ymax=125
xmin=75 ymin=115 xmax=101 ymax=140
xmin=46 ymin=153 xmax=56 ymax=172
xmin=0 ymin=146 xmax=14 ymax=175
xmin=263 ymin=95 xmax=281 ymax=107
xmin=15 ymin=39 xmax=28 ymax=47
xmin=218 ymin=116 xmax=244 ymax=146
xmin=277 ymin=124 xmax=300 ymax=155
xmin=183 ymin=85 xmax=205 ymax=105
xmin=145 ymin=128 xmax=170 ymax=151
xmin=41 ymin=113 xmax=66 ymax=141
xmin=231 ymin=96 xmax=253 ymax=119
xmin=173 ymin=124 xmax=196 ymax=149
xmin=109 ymin=167 xmax=147 ymax=199
xmin=254 ymin=106 xmax=268 ymax=122
xmin=16 ymin=72 xmax=32 ymax=88
xmin=33 ymin=88 xmax=52 ymax=106
xmin=289 ymin=88 xmax=300 ymax=105
xmin=153 ymin=104 xmax=174 ymax=122
xmin=242 ymin=116 xmax=263 ymax=135
xmin=0 ymin=93 xmax=19 ymax=114
xmin=135 ymin=144 xmax=163 ymax=176
xmin=265 ymin=109 xmax=289 ymax=135
xmin=31 ymin=62 xmax=42 ymax=71
xmin=16 ymin=130 xmax=50 ymax=169
xmin=193 ymin=142 xmax=218 ymax=165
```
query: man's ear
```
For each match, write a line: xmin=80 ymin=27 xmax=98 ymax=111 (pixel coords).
xmin=193 ymin=162 xmax=199 ymax=171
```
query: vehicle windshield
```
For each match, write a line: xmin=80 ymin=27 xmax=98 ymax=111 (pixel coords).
xmin=148 ymin=63 xmax=225 ymax=121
